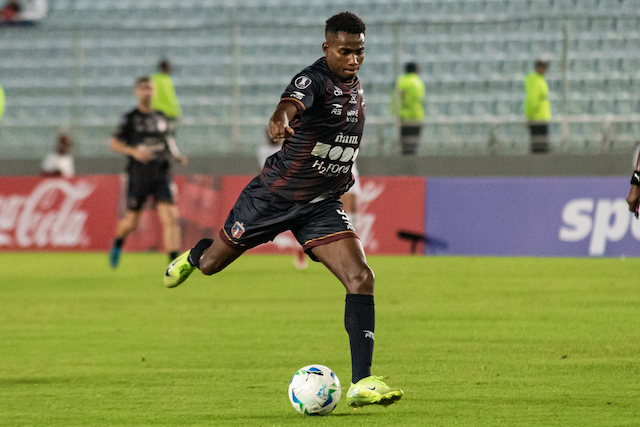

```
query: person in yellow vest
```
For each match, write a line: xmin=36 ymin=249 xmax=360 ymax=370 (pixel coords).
xmin=392 ymin=62 xmax=425 ymax=156
xmin=151 ymin=59 xmax=181 ymax=136
xmin=0 ymin=83 xmax=5 ymax=123
xmin=524 ymin=59 xmax=551 ymax=153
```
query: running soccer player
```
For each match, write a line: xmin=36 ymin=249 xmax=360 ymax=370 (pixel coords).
xmin=109 ymin=76 xmax=187 ymax=268
xmin=164 ymin=12 xmax=403 ymax=409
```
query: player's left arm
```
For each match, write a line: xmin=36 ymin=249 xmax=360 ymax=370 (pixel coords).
xmin=626 ymin=150 xmax=640 ymax=217
xmin=167 ymin=135 xmax=188 ymax=165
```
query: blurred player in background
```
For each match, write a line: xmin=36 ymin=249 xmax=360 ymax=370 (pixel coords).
xmin=41 ymin=132 xmax=75 ymax=178
xmin=0 ymin=81 xmax=5 ymax=123
xmin=151 ymin=59 xmax=181 ymax=136
xmin=165 ymin=12 xmax=403 ymax=410
xmin=392 ymin=62 xmax=425 ymax=156
xmin=109 ymin=76 xmax=187 ymax=268
xmin=0 ymin=0 xmax=20 ymax=24
xmin=524 ymin=59 xmax=551 ymax=153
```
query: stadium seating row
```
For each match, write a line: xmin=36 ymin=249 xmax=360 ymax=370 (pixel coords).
xmin=1 ymin=0 xmax=639 ymax=158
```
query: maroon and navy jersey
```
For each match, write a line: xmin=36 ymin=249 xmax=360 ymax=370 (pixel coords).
xmin=260 ymin=57 xmax=366 ymax=203
xmin=113 ymin=108 xmax=171 ymax=176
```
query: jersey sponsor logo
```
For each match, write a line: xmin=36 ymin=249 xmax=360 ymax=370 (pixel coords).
xmin=311 ymin=143 xmax=359 ymax=162
xmin=289 ymin=91 xmax=305 ymax=100
xmin=231 ymin=221 xmax=245 ymax=239
xmin=346 ymin=109 xmax=359 ymax=123
xmin=295 ymin=75 xmax=312 ymax=90
xmin=333 ymin=87 xmax=343 ymax=96
xmin=334 ymin=133 xmax=359 ymax=145
xmin=331 ymin=103 xmax=343 ymax=116
xmin=349 ymin=93 xmax=358 ymax=104
xmin=311 ymin=142 xmax=359 ymax=177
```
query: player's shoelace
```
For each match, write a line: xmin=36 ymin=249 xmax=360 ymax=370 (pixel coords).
xmin=178 ymin=264 xmax=193 ymax=275
xmin=367 ymin=376 xmax=389 ymax=388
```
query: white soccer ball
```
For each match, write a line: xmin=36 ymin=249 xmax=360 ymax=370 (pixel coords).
xmin=288 ymin=364 xmax=341 ymax=416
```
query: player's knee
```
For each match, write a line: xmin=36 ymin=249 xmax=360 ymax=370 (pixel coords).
xmin=348 ymin=265 xmax=375 ymax=295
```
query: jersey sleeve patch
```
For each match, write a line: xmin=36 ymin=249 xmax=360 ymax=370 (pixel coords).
xmin=281 ymin=71 xmax=323 ymax=111
xmin=294 ymin=75 xmax=312 ymax=89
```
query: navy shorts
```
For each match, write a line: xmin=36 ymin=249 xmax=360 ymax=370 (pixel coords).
xmin=126 ymin=172 xmax=174 ymax=211
xmin=220 ymin=177 xmax=358 ymax=261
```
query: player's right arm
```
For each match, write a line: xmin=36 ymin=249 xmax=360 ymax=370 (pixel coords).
xmin=268 ymin=101 xmax=299 ymax=141
xmin=268 ymin=71 xmax=323 ymax=141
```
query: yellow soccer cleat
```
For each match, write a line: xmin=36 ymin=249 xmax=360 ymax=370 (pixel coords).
xmin=346 ymin=376 xmax=404 ymax=408
xmin=164 ymin=250 xmax=196 ymax=288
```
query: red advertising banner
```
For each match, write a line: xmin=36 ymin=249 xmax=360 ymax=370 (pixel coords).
xmin=0 ymin=175 xmax=425 ymax=255
xmin=0 ymin=176 xmax=120 ymax=251
xmin=124 ymin=175 xmax=425 ymax=255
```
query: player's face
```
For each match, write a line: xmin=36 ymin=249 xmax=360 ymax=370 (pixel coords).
xmin=135 ymin=81 xmax=155 ymax=105
xmin=323 ymin=31 xmax=365 ymax=82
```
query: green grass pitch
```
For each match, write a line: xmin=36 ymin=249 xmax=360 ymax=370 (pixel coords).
xmin=1 ymin=253 xmax=639 ymax=426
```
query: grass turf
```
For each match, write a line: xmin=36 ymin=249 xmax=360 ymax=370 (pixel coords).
xmin=0 ymin=253 xmax=639 ymax=426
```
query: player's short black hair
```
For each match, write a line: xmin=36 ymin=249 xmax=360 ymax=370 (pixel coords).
xmin=325 ymin=12 xmax=366 ymax=36
xmin=405 ymin=62 xmax=418 ymax=73
xmin=135 ymin=76 xmax=151 ymax=87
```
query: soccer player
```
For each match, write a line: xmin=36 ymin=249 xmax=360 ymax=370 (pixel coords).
xmin=164 ymin=12 xmax=404 ymax=409
xmin=626 ymin=150 xmax=640 ymax=218
xmin=109 ymin=76 xmax=187 ymax=268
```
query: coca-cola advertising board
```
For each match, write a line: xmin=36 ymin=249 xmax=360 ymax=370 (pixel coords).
xmin=0 ymin=176 xmax=120 ymax=251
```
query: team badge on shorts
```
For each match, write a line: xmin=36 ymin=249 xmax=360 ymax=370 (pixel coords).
xmin=231 ymin=222 xmax=246 ymax=239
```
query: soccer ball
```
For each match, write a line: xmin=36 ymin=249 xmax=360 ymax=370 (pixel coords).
xmin=288 ymin=364 xmax=341 ymax=415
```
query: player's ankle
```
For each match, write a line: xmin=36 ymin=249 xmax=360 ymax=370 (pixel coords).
xmin=188 ymin=238 xmax=214 ymax=268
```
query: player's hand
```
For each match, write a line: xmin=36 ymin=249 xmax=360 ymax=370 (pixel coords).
xmin=626 ymin=185 xmax=640 ymax=218
xmin=268 ymin=118 xmax=294 ymax=141
xmin=133 ymin=146 xmax=154 ymax=164
xmin=177 ymin=155 xmax=188 ymax=166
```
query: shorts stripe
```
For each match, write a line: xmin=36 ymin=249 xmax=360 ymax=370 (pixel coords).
xmin=302 ymin=230 xmax=359 ymax=251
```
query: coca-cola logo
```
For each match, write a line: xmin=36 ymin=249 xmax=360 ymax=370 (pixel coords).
xmin=0 ymin=179 xmax=94 ymax=248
